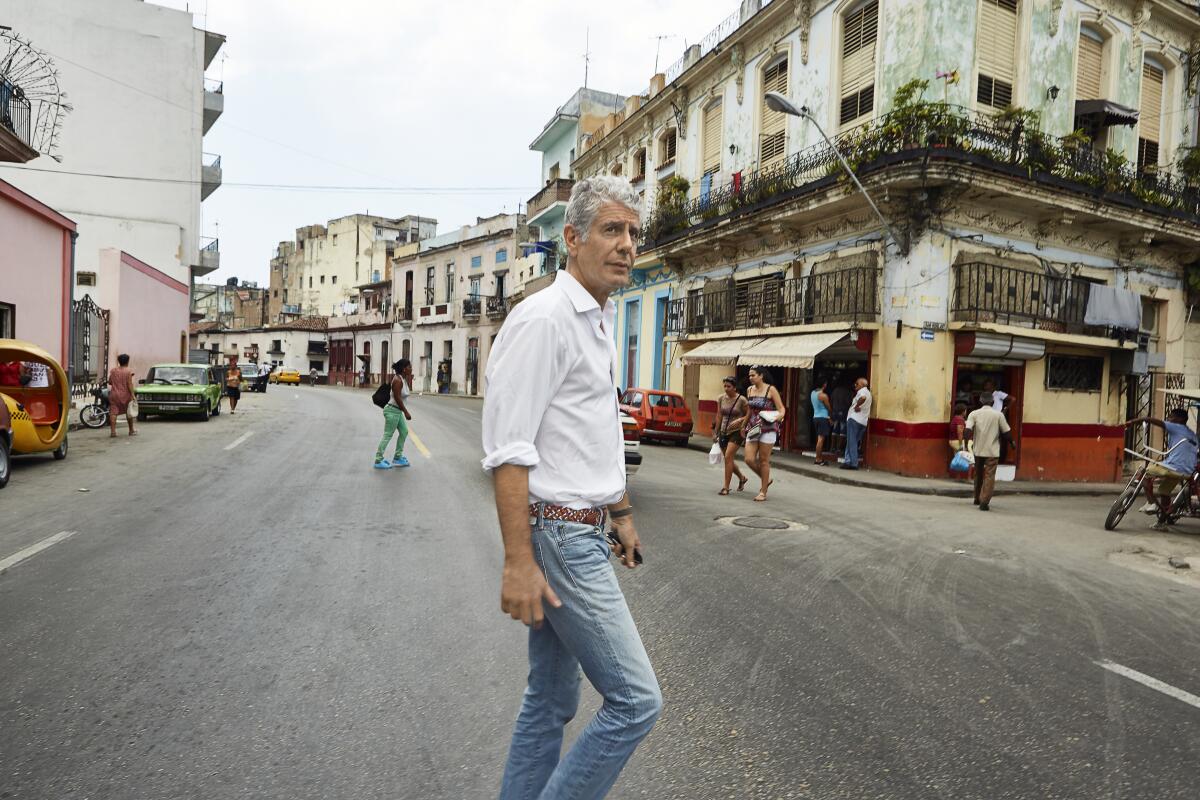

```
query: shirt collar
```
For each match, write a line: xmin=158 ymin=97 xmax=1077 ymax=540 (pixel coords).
xmin=556 ymin=269 xmax=615 ymax=319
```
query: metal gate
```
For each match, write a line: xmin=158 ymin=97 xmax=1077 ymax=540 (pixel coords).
xmin=1122 ymin=371 xmax=1184 ymax=457
xmin=70 ymin=294 xmax=109 ymax=398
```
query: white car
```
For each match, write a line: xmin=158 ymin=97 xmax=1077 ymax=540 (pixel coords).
xmin=621 ymin=411 xmax=642 ymax=477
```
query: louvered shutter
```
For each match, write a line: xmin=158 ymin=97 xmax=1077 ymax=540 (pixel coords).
xmin=977 ymin=0 xmax=1018 ymax=110
xmin=1076 ymin=31 xmax=1103 ymax=101
xmin=1138 ymin=62 xmax=1164 ymax=171
xmin=703 ymin=99 xmax=723 ymax=176
xmin=839 ymin=1 xmax=878 ymax=129
xmin=759 ymin=56 xmax=788 ymax=165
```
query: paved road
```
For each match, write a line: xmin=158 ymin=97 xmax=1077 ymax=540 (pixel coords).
xmin=2 ymin=386 xmax=1199 ymax=799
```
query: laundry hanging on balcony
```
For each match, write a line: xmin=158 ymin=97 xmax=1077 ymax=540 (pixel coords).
xmin=1084 ymin=285 xmax=1142 ymax=331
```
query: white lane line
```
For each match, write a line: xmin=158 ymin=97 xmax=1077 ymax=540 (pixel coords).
xmin=224 ymin=431 xmax=255 ymax=451
xmin=1095 ymin=660 xmax=1200 ymax=710
xmin=0 ymin=531 xmax=79 ymax=573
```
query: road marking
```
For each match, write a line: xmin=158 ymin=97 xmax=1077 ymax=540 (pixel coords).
xmin=0 ymin=531 xmax=79 ymax=573
xmin=408 ymin=431 xmax=432 ymax=459
xmin=224 ymin=431 xmax=254 ymax=451
xmin=1095 ymin=659 xmax=1200 ymax=710
xmin=459 ymin=407 xmax=478 ymax=414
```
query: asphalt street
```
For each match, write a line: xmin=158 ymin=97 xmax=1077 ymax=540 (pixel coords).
xmin=2 ymin=385 xmax=1199 ymax=799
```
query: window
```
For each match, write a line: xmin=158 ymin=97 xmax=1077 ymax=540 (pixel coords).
xmin=1076 ymin=27 xmax=1105 ymax=102
xmin=332 ymin=234 xmax=338 ymax=245
xmin=839 ymin=1 xmax=878 ymax=129
xmin=976 ymin=0 xmax=1019 ymax=111
xmin=659 ymin=129 xmax=677 ymax=166
xmin=273 ymin=290 xmax=278 ymax=298
xmin=76 ymin=271 xmax=97 ymax=286
xmin=425 ymin=266 xmax=436 ymax=305
xmin=445 ymin=263 xmax=455 ymax=302
xmin=309 ymin=360 xmax=323 ymax=372
xmin=1045 ymin=354 xmax=1104 ymax=392
xmin=471 ymin=255 xmax=482 ymax=269
xmin=702 ymin=98 xmax=723 ymax=178
xmin=1138 ymin=60 xmax=1165 ymax=172
xmin=320 ymin=275 xmax=325 ymax=284
xmin=760 ymin=55 xmax=789 ymax=164
xmin=548 ymin=162 xmax=560 ymax=181
xmin=633 ymin=148 xmax=647 ymax=181
xmin=0 ymin=301 xmax=14 ymax=337
xmin=469 ymin=277 xmax=481 ymax=298
xmin=495 ymin=248 xmax=507 ymax=264
xmin=308 ymin=276 xmax=312 ymax=288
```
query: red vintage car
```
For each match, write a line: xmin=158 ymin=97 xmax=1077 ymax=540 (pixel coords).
xmin=620 ymin=388 xmax=693 ymax=446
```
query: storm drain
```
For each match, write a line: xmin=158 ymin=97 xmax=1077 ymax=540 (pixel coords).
xmin=732 ymin=516 xmax=791 ymax=530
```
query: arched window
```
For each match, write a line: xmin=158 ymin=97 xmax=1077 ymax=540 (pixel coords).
xmin=1075 ymin=26 xmax=1105 ymax=103
xmin=702 ymin=98 xmax=723 ymax=179
xmin=976 ymin=0 xmax=1019 ymax=110
xmin=633 ymin=147 xmax=647 ymax=182
xmin=1138 ymin=57 xmax=1166 ymax=172
xmin=839 ymin=0 xmax=878 ymax=130
xmin=759 ymin=55 xmax=788 ymax=166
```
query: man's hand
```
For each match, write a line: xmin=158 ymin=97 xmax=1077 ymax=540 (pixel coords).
xmin=609 ymin=518 xmax=642 ymax=569
xmin=404 ymin=410 xmax=412 ymax=420
xmin=501 ymin=556 xmax=561 ymax=629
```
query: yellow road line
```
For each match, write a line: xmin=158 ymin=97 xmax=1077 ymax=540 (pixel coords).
xmin=408 ymin=430 xmax=431 ymax=458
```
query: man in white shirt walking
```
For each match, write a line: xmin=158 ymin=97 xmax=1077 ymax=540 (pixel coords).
xmin=841 ymin=377 xmax=872 ymax=470
xmin=964 ymin=391 xmax=1018 ymax=511
xmin=483 ymin=176 xmax=660 ymax=800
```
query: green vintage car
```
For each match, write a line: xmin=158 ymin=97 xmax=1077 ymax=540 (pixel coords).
xmin=135 ymin=363 xmax=223 ymax=421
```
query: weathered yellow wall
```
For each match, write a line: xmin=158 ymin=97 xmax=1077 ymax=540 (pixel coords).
xmin=1021 ymin=348 xmax=1122 ymax=425
xmin=872 ymin=327 xmax=955 ymax=423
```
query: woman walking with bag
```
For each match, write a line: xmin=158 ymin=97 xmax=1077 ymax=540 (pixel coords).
xmin=373 ymin=358 xmax=413 ymax=470
xmin=744 ymin=366 xmax=785 ymax=502
xmin=711 ymin=376 xmax=749 ymax=495
xmin=107 ymin=353 xmax=137 ymax=438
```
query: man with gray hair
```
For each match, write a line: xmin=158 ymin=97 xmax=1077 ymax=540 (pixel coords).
xmin=964 ymin=391 xmax=1017 ymax=511
xmin=483 ymin=175 xmax=661 ymax=799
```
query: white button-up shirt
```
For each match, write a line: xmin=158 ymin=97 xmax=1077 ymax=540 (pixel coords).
xmin=481 ymin=269 xmax=626 ymax=509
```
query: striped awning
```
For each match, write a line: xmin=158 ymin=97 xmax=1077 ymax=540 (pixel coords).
xmin=680 ymin=338 xmax=762 ymax=366
xmin=737 ymin=331 xmax=849 ymax=369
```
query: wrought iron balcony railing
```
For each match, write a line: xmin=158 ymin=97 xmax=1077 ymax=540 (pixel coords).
xmin=665 ymin=268 xmax=880 ymax=336
xmin=641 ymin=103 xmax=1200 ymax=249
xmin=486 ymin=296 xmax=508 ymax=319
xmin=462 ymin=296 xmax=482 ymax=317
xmin=951 ymin=262 xmax=1105 ymax=336
xmin=397 ymin=305 xmax=413 ymax=321
xmin=0 ymin=78 xmax=32 ymax=147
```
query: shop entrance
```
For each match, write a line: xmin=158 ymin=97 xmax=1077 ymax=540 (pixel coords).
xmin=952 ymin=359 xmax=1024 ymax=467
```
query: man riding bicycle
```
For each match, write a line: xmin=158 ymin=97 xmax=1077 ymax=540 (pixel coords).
xmin=1124 ymin=408 xmax=1198 ymax=530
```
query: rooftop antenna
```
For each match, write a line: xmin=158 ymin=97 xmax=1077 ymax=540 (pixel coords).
xmin=651 ymin=34 xmax=679 ymax=74
xmin=583 ymin=27 xmax=591 ymax=88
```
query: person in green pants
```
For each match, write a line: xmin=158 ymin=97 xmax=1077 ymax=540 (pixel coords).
xmin=374 ymin=358 xmax=414 ymax=469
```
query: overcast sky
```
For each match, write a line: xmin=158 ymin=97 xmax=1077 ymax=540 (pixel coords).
xmin=151 ymin=0 xmax=740 ymax=287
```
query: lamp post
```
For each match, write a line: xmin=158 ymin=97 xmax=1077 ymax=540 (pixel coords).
xmin=764 ymin=91 xmax=907 ymax=254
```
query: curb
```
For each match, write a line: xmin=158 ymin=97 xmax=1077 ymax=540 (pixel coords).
xmin=684 ymin=441 xmax=1117 ymax=498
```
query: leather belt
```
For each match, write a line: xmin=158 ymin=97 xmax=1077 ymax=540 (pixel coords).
xmin=530 ymin=502 xmax=606 ymax=527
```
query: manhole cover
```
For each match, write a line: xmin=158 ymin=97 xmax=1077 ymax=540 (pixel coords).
xmin=731 ymin=516 xmax=791 ymax=530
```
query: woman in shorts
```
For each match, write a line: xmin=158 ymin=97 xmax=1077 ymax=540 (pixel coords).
xmin=712 ymin=376 xmax=749 ymax=495
xmin=744 ymin=365 xmax=786 ymax=502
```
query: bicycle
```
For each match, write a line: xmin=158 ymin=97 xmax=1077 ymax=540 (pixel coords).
xmin=1105 ymin=422 xmax=1198 ymax=530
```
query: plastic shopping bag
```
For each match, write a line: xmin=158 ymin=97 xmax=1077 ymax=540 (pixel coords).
xmin=949 ymin=450 xmax=973 ymax=473
xmin=708 ymin=442 xmax=724 ymax=466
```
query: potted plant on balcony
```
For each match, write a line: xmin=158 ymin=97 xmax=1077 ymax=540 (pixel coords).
xmin=1179 ymin=147 xmax=1200 ymax=188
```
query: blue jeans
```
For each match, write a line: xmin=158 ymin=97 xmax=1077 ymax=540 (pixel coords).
xmin=499 ymin=515 xmax=662 ymax=800
xmin=845 ymin=418 xmax=866 ymax=467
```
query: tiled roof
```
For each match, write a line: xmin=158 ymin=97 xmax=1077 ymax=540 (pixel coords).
xmin=273 ymin=316 xmax=328 ymax=332
xmin=189 ymin=320 xmax=224 ymax=334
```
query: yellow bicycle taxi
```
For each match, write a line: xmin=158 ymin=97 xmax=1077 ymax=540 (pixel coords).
xmin=0 ymin=340 xmax=71 ymax=478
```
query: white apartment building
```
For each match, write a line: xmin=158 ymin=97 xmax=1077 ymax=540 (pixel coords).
xmin=0 ymin=0 xmax=225 ymax=298
xmin=268 ymin=214 xmax=437 ymax=321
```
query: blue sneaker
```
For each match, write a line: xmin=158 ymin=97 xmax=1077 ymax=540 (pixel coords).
xmin=394 ymin=456 xmax=411 ymax=468
xmin=374 ymin=459 xmax=392 ymax=469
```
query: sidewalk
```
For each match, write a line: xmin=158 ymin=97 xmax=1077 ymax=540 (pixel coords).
xmin=685 ymin=440 xmax=1124 ymax=497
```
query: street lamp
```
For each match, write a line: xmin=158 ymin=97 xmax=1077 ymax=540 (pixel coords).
xmin=764 ymin=91 xmax=906 ymax=254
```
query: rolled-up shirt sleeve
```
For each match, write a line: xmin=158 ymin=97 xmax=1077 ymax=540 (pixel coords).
xmin=481 ymin=314 xmax=566 ymax=473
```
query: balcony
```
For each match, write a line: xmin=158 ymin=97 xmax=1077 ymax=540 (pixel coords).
xmin=307 ymin=341 xmax=328 ymax=356
xmin=193 ymin=237 xmax=219 ymax=276
xmin=201 ymin=152 xmax=222 ymax=200
xmin=203 ymin=29 xmax=226 ymax=70
xmin=951 ymin=262 xmax=1108 ymax=337
xmin=203 ymin=79 xmax=224 ymax=134
xmin=666 ymin=268 xmax=880 ymax=337
xmin=462 ymin=296 xmax=482 ymax=320
xmin=527 ymin=178 xmax=574 ymax=225
xmin=641 ymin=104 xmax=1200 ymax=252
xmin=486 ymin=296 xmax=509 ymax=320
xmin=0 ymin=78 xmax=37 ymax=163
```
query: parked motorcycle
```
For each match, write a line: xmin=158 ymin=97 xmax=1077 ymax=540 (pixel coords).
xmin=79 ymin=386 xmax=109 ymax=429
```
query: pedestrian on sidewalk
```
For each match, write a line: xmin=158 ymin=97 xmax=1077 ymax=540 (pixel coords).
xmin=811 ymin=376 xmax=832 ymax=466
xmin=1126 ymin=408 xmax=1197 ymax=529
xmin=483 ymin=176 xmax=660 ymax=800
xmin=106 ymin=353 xmax=137 ymax=438
xmin=964 ymin=391 xmax=1017 ymax=511
xmin=225 ymin=360 xmax=242 ymax=414
xmin=841 ymin=377 xmax=871 ymax=470
xmin=948 ymin=402 xmax=968 ymax=456
xmin=373 ymin=358 xmax=413 ymax=470
xmin=829 ymin=374 xmax=851 ymax=456
xmin=309 ymin=367 xmax=318 ymax=386
xmin=744 ymin=366 xmax=785 ymax=502
xmin=712 ymin=376 xmax=749 ymax=495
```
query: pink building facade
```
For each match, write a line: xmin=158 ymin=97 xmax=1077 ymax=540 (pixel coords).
xmin=0 ymin=179 xmax=76 ymax=365
xmin=93 ymin=249 xmax=190 ymax=379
